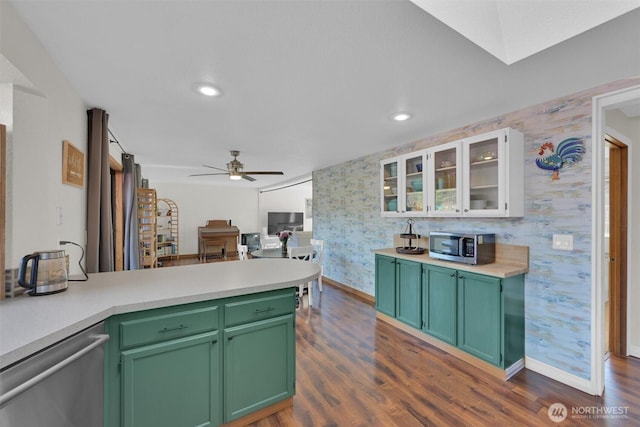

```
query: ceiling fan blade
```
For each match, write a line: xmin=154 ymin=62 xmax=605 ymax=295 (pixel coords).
xmin=202 ymin=164 xmax=229 ymax=172
xmin=241 ymin=174 xmax=256 ymax=182
xmin=242 ymin=171 xmax=284 ymax=175
xmin=189 ymin=172 xmax=229 ymax=177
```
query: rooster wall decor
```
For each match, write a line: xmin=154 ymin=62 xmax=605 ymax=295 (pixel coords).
xmin=535 ymin=137 xmax=586 ymax=180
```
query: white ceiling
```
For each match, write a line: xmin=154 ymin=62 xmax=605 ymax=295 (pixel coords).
xmin=6 ymin=0 xmax=640 ymax=188
xmin=410 ymin=0 xmax=640 ymax=65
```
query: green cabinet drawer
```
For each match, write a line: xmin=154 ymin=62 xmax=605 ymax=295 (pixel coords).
xmin=224 ymin=290 xmax=295 ymax=328
xmin=120 ymin=306 xmax=219 ymax=349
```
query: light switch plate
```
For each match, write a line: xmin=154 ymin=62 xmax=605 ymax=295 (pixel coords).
xmin=552 ymin=234 xmax=573 ymax=251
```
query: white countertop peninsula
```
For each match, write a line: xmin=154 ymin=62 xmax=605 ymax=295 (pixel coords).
xmin=0 ymin=259 xmax=320 ymax=369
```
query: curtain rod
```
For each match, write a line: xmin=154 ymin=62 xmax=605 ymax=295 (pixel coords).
xmin=108 ymin=129 xmax=128 ymax=155
xmin=259 ymin=178 xmax=312 ymax=193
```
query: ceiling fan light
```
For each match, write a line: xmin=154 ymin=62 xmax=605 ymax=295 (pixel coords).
xmin=229 ymin=171 xmax=242 ymax=180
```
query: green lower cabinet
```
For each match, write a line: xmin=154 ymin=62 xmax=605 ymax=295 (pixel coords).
xmin=396 ymin=259 xmax=422 ymax=329
xmin=457 ymin=271 xmax=502 ymax=366
xmin=223 ymin=315 xmax=295 ymax=422
xmin=375 ymin=255 xmax=396 ymax=317
xmin=421 ymin=265 xmax=457 ymax=345
xmin=105 ymin=288 xmax=296 ymax=427
xmin=374 ymin=254 xmax=525 ymax=371
xmin=121 ymin=331 xmax=221 ymax=427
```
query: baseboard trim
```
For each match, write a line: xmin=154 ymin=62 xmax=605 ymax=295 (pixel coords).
xmin=524 ymin=357 xmax=595 ymax=395
xmin=627 ymin=344 xmax=640 ymax=358
xmin=322 ymin=277 xmax=375 ymax=305
xmin=505 ymin=358 xmax=525 ymax=380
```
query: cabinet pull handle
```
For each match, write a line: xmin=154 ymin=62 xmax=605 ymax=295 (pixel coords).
xmin=158 ymin=324 xmax=188 ymax=333
xmin=450 ymin=273 xmax=455 ymax=277
xmin=255 ymin=307 xmax=275 ymax=314
xmin=212 ymin=339 xmax=218 ymax=344
xmin=458 ymin=275 xmax=464 ymax=279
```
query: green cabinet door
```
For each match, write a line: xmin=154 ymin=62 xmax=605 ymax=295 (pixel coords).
xmin=121 ymin=331 xmax=221 ymax=427
xmin=422 ymin=265 xmax=457 ymax=345
xmin=223 ymin=314 xmax=295 ymax=422
xmin=375 ymin=255 xmax=396 ymax=317
xmin=457 ymin=271 xmax=502 ymax=365
xmin=396 ymin=259 xmax=422 ymax=329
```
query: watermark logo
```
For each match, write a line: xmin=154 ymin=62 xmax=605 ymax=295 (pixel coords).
xmin=548 ymin=403 xmax=630 ymax=422
xmin=548 ymin=403 xmax=568 ymax=423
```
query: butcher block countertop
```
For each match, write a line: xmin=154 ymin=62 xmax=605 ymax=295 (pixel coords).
xmin=0 ymin=259 xmax=320 ymax=369
xmin=374 ymin=243 xmax=529 ymax=279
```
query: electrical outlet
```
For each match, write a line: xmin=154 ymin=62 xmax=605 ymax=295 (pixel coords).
xmin=56 ymin=206 xmax=63 ymax=225
xmin=552 ymin=234 xmax=573 ymax=251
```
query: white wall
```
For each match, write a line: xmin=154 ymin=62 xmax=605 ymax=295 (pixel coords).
xmin=150 ymin=182 xmax=259 ymax=255
xmin=1 ymin=1 xmax=87 ymax=273
xmin=605 ymin=109 xmax=640 ymax=356
xmin=258 ymin=178 xmax=312 ymax=235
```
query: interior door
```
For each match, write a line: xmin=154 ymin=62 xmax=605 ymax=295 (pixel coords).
xmin=606 ymin=135 xmax=628 ymax=356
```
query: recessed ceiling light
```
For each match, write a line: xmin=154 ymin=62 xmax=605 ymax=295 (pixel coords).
xmin=392 ymin=112 xmax=412 ymax=121
xmin=194 ymin=83 xmax=221 ymax=97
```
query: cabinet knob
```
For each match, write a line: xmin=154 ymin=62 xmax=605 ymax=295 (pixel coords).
xmin=212 ymin=339 xmax=218 ymax=344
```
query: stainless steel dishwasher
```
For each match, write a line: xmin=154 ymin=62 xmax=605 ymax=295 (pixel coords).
xmin=0 ymin=322 xmax=109 ymax=427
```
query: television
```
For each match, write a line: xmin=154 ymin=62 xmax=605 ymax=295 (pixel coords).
xmin=268 ymin=212 xmax=303 ymax=235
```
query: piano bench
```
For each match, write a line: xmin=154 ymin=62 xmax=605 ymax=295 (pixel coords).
xmin=201 ymin=239 xmax=227 ymax=262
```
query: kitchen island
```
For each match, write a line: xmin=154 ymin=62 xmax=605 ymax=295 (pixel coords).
xmin=0 ymin=259 xmax=319 ymax=426
xmin=0 ymin=258 xmax=319 ymax=368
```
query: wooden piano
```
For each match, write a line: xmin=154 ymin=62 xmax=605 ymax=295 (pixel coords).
xmin=198 ymin=220 xmax=240 ymax=261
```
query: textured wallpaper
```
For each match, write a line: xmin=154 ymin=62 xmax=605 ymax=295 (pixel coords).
xmin=313 ymin=78 xmax=639 ymax=380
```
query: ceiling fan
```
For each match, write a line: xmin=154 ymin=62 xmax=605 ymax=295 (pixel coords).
xmin=189 ymin=150 xmax=284 ymax=182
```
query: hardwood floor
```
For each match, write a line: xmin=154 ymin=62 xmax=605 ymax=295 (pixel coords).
xmin=163 ymin=258 xmax=639 ymax=425
xmin=253 ymin=284 xmax=640 ymax=427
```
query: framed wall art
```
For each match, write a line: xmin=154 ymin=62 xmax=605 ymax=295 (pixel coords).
xmin=62 ymin=140 xmax=84 ymax=187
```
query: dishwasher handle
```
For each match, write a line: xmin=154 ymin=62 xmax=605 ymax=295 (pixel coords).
xmin=0 ymin=333 xmax=110 ymax=406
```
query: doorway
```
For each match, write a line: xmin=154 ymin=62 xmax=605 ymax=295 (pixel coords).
xmin=604 ymin=135 xmax=628 ymax=357
xmin=592 ymin=84 xmax=639 ymax=395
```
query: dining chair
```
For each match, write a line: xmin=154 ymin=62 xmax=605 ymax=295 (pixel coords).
xmin=288 ymin=245 xmax=314 ymax=306
xmin=237 ymin=244 xmax=248 ymax=261
xmin=310 ymin=238 xmax=324 ymax=293
xmin=260 ymin=236 xmax=281 ymax=249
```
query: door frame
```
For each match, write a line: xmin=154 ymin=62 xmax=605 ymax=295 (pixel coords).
xmin=591 ymin=84 xmax=639 ymax=395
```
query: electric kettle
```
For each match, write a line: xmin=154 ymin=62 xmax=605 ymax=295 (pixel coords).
xmin=18 ymin=250 xmax=69 ymax=295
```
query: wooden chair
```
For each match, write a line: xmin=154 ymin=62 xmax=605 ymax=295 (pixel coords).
xmin=288 ymin=245 xmax=314 ymax=306
xmin=310 ymin=238 xmax=324 ymax=293
xmin=237 ymin=244 xmax=248 ymax=261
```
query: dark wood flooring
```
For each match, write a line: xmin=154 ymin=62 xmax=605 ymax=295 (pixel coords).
xmin=163 ymin=258 xmax=640 ymax=426
xmin=259 ymin=285 xmax=639 ymax=426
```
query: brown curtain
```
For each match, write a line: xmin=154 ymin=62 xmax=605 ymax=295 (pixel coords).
xmin=86 ymin=108 xmax=114 ymax=273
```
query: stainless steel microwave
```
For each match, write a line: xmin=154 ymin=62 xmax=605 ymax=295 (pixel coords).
xmin=429 ymin=232 xmax=495 ymax=265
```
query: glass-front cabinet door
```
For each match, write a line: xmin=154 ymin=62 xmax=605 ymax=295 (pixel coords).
xmin=381 ymin=156 xmax=401 ymax=216
xmin=381 ymin=152 xmax=427 ymax=217
xmin=463 ymin=131 xmax=503 ymax=215
xmin=403 ymin=152 xmax=427 ymax=216
xmin=462 ymin=127 xmax=523 ymax=217
xmin=429 ymin=141 xmax=462 ymax=216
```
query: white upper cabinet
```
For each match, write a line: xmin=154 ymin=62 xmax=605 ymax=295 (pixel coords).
xmin=381 ymin=127 xmax=524 ymax=218
xmin=381 ymin=151 xmax=428 ymax=217
xmin=462 ymin=128 xmax=524 ymax=217
xmin=428 ymin=141 xmax=462 ymax=216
